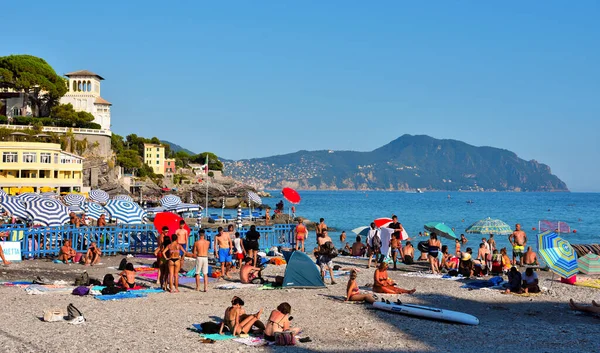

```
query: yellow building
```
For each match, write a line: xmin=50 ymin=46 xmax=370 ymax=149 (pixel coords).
xmin=0 ymin=142 xmax=84 ymax=194
xmin=143 ymin=143 xmax=166 ymax=175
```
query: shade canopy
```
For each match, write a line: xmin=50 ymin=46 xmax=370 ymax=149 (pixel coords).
xmin=424 ymin=222 xmax=457 ymax=240
xmin=281 ymin=187 xmax=301 ymax=204
xmin=24 ymin=198 xmax=70 ymax=227
xmin=89 ymin=189 xmax=109 ymax=204
xmin=104 ymin=199 xmax=146 ymax=224
xmin=465 ymin=217 xmax=512 ymax=235
xmin=578 ymin=253 xmax=600 ymax=275
xmin=537 ymin=231 xmax=578 ymax=279
xmin=160 ymin=195 xmax=182 ymax=208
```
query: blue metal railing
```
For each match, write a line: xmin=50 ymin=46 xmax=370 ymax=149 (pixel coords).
xmin=0 ymin=223 xmax=294 ymax=259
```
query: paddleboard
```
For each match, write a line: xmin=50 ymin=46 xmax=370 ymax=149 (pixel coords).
xmin=373 ymin=301 xmax=479 ymax=325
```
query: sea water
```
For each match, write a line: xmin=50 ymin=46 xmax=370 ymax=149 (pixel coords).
xmin=255 ymin=191 xmax=600 ymax=251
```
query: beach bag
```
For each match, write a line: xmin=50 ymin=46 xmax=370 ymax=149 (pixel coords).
xmin=275 ymin=331 xmax=296 ymax=346
xmin=200 ymin=321 xmax=220 ymax=334
xmin=118 ymin=258 xmax=128 ymax=271
xmin=74 ymin=272 xmax=90 ymax=286
xmin=43 ymin=309 xmax=65 ymax=322
xmin=102 ymin=274 xmax=115 ymax=287
xmin=101 ymin=286 xmax=126 ymax=295
xmin=320 ymin=241 xmax=338 ymax=258
xmin=72 ymin=286 xmax=90 ymax=296
xmin=371 ymin=231 xmax=381 ymax=251
xmin=67 ymin=303 xmax=83 ymax=320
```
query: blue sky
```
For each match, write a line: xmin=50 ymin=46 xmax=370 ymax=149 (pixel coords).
xmin=2 ymin=1 xmax=599 ymax=191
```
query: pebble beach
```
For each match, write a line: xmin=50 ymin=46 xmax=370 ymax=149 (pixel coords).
xmin=1 ymin=255 xmax=598 ymax=353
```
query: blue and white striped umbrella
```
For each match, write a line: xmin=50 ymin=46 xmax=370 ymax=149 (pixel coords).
xmin=84 ymin=201 xmax=108 ymax=220
xmin=16 ymin=193 xmax=41 ymax=202
xmin=0 ymin=189 xmax=6 ymax=197
xmin=104 ymin=199 xmax=146 ymax=224
xmin=68 ymin=205 xmax=84 ymax=214
xmin=168 ymin=203 xmax=202 ymax=213
xmin=0 ymin=196 xmax=30 ymax=220
xmin=113 ymin=194 xmax=134 ymax=202
xmin=248 ymin=191 xmax=262 ymax=205
xmin=89 ymin=189 xmax=109 ymax=204
xmin=23 ymin=198 xmax=70 ymax=227
xmin=146 ymin=206 xmax=167 ymax=214
xmin=40 ymin=192 xmax=58 ymax=198
xmin=160 ymin=195 xmax=182 ymax=208
xmin=63 ymin=193 xmax=86 ymax=206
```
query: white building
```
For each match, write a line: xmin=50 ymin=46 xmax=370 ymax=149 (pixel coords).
xmin=59 ymin=70 xmax=112 ymax=130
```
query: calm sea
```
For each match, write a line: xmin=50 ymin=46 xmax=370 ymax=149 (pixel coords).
xmin=253 ymin=191 xmax=600 ymax=251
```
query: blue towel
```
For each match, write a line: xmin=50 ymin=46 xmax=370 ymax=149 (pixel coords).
xmin=94 ymin=292 xmax=148 ymax=300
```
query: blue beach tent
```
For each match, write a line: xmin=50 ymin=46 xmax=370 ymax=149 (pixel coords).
xmin=282 ymin=251 xmax=326 ymax=288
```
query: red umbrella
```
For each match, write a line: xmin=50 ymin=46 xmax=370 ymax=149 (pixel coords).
xmin=374 ymin=217 xmax=393 ymax=228
xmin=282 ymin=187 xmax=301 ymax=204
xmin=153 ymin=212 xmax=191 ymax=236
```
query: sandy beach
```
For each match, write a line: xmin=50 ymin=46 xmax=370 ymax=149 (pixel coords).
xmin=0 ymin=255 xmax=598 ymax=353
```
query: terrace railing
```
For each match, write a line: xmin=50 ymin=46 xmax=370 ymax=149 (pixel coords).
xmin=0 ymin=223 xmax=294 ymax=259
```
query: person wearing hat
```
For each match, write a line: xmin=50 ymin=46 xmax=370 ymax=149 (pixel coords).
xmin=458 ymin=252 xmax=474 ymax=278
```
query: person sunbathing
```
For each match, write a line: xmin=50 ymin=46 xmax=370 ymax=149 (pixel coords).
xmin=373 ymin=262 xmax=415 ymax=294
xmin=523 ymin=247 xmax=538 ymax=266
xmin=403 ymin=241 xmax=415 ymax=265
xmin=240 ymin=257 xmax=264 ymax=284
xmin=345 ymin=270 xmax=375 ymax=303
xmin=441 ymin=245 xmax=458 ymax=270
xmin=84 ymin=242 xmax=101 ymax=266
xmin=119 ymin=263 xmax=137 ymax=289
xmin=264 ymin=302 xmax=301 ymax=342
xmin=569 ymin=299 xmax=600 ymax=315
xmin=58 ymin=240 xmax=76 ymax=264
xmin=219 ymin=296 xmax=263 ymax=336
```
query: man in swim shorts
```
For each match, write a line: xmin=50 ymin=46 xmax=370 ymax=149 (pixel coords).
xmin=508 ymin=224 xmax=527 ymax=266
xmin=193 ymin=230 xmax=210 ymax=292
xmin=214 ymin=227 xmax=233 ymax=279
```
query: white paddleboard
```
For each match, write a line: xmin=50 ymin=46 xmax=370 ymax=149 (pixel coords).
xmin=373 ymin=301 xmax=479 ymax=325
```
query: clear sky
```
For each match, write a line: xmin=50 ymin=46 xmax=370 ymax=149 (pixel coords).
xmin=2 ymin=1 xmax=599 ymax=191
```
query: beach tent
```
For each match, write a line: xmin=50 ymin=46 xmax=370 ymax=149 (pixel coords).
xmin=282 ymin=251 xmax=325 ymax=289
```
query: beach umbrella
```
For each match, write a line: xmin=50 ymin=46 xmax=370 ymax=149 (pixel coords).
xmin=160 ymin=194 xmax=182 ymax=208
xmin=0 ymin=196 xmax=30 ymax=220
xmin=0 ymin=189 xmax=6 ymax=197
xmin=236 ymin=206 xmax=242 ymax=229
xmin=89 ymin=189 xmax=109 ymax=204
xmin=424 ymin=222 xmax=457 ymax=240
xmin=40 ymin=192 xmax=57 ymax=198
xmin=15 ymin=193 xmax=41 ymax=202
xmin=248 ymin=191 xmax=262 ymax=205
xmin=281 ymin=187 xmax=301 ymax=204
xmin=374 ymin=217 xmax=393 ymax=228
xmin=63 ymin=193 xmax=86 ymax=206
xmin=153 ymin=212 xmax=191 ymax=236
xmin=465 ymin=217 xmax=513 ymax=235
xmin=23 ymin=198 xmax=70 ymax=227
xmin=537 ymin=231 xmax=578 ymax=279
xmin=104 ymin=199 xmax=146 ymax=224
xmin=113 ymin=194 xmax=134 ymax=202
xmin=577 ymin=253 xmax=600 ymax=275
xmin=146 ymin=206 xmax=167 ymax=214
xmin=84 ymin=201 xmax=108 ymax=220
xmin=168 ymin=203 xmax=202 ymax=213
xmin=351 ymin=226 xmax=370 ymax=237
xmin=68 ymin=205 xmax=84 ymax=214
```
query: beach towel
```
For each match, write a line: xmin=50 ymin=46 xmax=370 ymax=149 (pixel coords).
xmin=94 ymin=292 xmax=148 ymax=301
xmin=461 ymin=277 xmax=505 ymax=290
xmin=215 ymin=283 xmax=259 ymax=290
xmin=510 ymin=292 xmax=542 ymax=297
xmin=232 ymin=337 xmax=269 ymax=346
xmin=257 ymin=283 xmax=283 ymax=290
xmin=191 ymin=324 xmax=235 ymax=341
xmin=574 ymin=279 xmax=600 ymax=289
xmin=24 ymin=284 xmax=75 ymax=294
xmin=134 ymin=267 xmax=155 ymax=272
xmin=324 ymin=270 xmax=351 ymax=279
xmin=2 ymin=281 xmax=34 ymax=286
xmin=399 ymin=272 xmax=463 ymax=281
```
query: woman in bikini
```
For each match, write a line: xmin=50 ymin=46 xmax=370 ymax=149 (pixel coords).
xmin=295 ymin=219 xmax=307 ymax=252
xmin=219 ymin=296 xmax=263 ymax=336
xmin=119 ymin=263 xmax=137 ymax=289
xmin=428 ymin=233 xmax=441 ymax=275
xmin=345 ymin=270 xmax=375 ymax=303
xmin=162 ymin=234 xmax=185 ymax=293
xmin=264 ymin=303 xmax=301 ymax=342
xmin=155 ymin=236 xmax=170 ymax=289
xmin=373 ymin=262 xmax=416 ymax=294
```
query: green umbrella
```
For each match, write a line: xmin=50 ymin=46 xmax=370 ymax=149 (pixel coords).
xmin=465 ymin=217 xmax=512 ymax=235
xmin=424 ymin=222 xmax=457 ymax=240
xmin=578 ymin=253 xmax=600 ymax=275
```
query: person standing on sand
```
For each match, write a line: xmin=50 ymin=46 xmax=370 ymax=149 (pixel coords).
xmin=508 ymin=224 xmax=527 ymax=266
xmin=427 ymin=233 xmax=441 ymax=275
xmin=244 ymin=225 xmax=260 ymax=266
xmin=175 ymin=220 xmax=189 ymax=270
xmin=316 ymin=230 xmax=337 ymax=285
xmin=192 ymin=230 xmax=210 ymax=292
xmin=214 ymin=227 xmax=233 ymax=279
xmin=488 ymin=234 xmax=496 ymax=252
xmin=163 ymin=234 xmax=185 ymax=293
xmin=295 ymin=219 xmax=307 ymax=252
xmin=388 ymin=215 xmax=404 ymax=262
xmin=366 ymin=223 xmax=381 ymax=269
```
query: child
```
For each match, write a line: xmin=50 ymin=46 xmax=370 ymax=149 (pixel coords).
xmin=233 ymin=232 xmax=245 ymax=269
xmin=119 ymin=263 xmax=136 ymax=289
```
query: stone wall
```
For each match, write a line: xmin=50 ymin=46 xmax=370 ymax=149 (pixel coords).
xmin=75 ymin=133 xmax=112 ymax=159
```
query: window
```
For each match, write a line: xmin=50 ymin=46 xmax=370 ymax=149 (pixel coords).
xmin=40 ymin=153 xmax=51 ymax=163
xmin=156 ymin=160 xmax=159 ymax=165
xmin=156 ymin=148 xmax=159 ymax=151
xmin=2 ymin=152 xmax=17 ymax=163
xmin=54 ymin=153 xmax=59 ymax=164
xmin=23 ymin=152 xmax=36 ymax=163
xmin=156 ymin=154 xmax=159 ymax=158
xmin=87 ymin=81 xmax=91 ymax=92
xmin=12 ymin=107 xmax=21 ymax=116
xmin=72 ymin=81 xmax=77 ymax=91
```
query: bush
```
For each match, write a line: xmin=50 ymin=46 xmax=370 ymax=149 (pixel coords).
xmin=0 ymin=115 xmax=7 ymax=124
xmin=8 ymin=116 xmax=101 ymax=129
